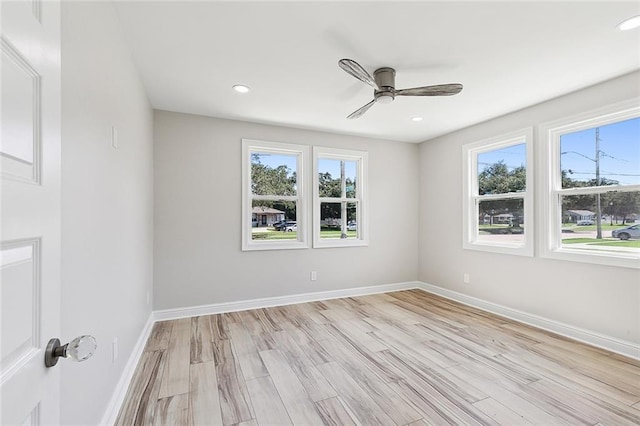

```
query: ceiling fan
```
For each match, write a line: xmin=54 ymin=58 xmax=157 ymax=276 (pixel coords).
xmin=338 ymin=58 xmax=463 ymax=119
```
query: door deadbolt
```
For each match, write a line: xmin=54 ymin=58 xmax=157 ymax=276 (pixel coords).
xmin=45 ymin=335 xmax=97 ymax=368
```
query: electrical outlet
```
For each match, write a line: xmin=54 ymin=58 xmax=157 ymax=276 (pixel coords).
xmin=463 ymin=273 xmax=470 ymax=284
xmin=310 ymin=271 xmax=317 ymax=281
xmin=112 ymin=338 xmax=118 ymax=363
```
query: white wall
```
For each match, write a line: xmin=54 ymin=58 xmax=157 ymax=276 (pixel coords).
xmin=419 ymin=71 xmax=640 ymax=344
xmin=154 ymin=111 xmax=419 ymax=310
xmin=61 ymin=2 xmax=153 ymax=424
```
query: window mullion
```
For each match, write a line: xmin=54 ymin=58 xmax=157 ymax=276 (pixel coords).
xmin=251 ymin=194 xmax=299 ymax=202
xmin=540 ymin=102 xmax=640 ymax=267
xmin=314 ymin=147 xmax=368 ymax=248
xmin=242 ymin=139 xmax=309 ymax=251
xmin=556 ymin=184 xmax=640 ymax=196
xmin=476 ymin=193 xmax=526 ymax=201
xmin=463 ymin=127 xmax=533 ymax=255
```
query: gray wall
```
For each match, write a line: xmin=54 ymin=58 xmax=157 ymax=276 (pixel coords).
xmin=61 ymin=2 xmax=154 ymax=424
xmin=153 ymin=111 xmax=420 ymax=310
xmin=419 ymin=71 xmax=640 ymax=344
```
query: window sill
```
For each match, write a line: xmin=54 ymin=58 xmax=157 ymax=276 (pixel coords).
xmin=463 ymin=241 xmax=533 ymax=257
xmin=313 ymin=239 xmax=369 ymax=249
xmin=541 ymin=246 xmax=640 ymax=269
xmin=242 ymin=241 xmax=309 ymax=252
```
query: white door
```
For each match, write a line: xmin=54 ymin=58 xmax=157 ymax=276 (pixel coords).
xmin=1 ymin=0 xmax=61 ymax=424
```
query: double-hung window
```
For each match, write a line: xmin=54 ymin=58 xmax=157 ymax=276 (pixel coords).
xmin=313 ymin=147 xmax=368 ymax=248
xmin=242 ymin=139 xmax=308 ymax=251
xmin=463 ymin=128 xmax=534 ymax=256
xmin=540 ymin=102 xmax=640 ymax=268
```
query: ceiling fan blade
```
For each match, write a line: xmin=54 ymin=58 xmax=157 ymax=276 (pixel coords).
xmin=339 ymin=59 xmax=378 ymax=88
xmin=395 ymin=83 xmax=463 ymax=96
xmin=347 ymin=99 xmax=376 ymax=119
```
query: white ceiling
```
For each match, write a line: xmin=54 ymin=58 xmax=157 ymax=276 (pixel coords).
xmin=113 ymin=1 xmax=640 ymax=143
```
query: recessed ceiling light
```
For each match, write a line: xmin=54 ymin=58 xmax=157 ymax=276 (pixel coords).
xmin=618 ymin=15 xmax=640 ymax=31
xmin=411 ymin=116 xmax=424 ymax=122
xmin=232 ymin=84 xmax=250 ymax=93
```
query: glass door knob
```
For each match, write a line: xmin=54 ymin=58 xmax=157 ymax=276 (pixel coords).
xmin=45 ymin=335 xmax=97 ymax=367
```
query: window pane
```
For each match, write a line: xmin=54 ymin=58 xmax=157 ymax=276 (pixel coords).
xmin=560 ymin=191 xmax=640 ymax=253
xmin=477 ymin=143 xmax=526 ymax=195
xmin=477 ymin=198 xmax=525 ymax=244
xmin=320 ymin=201 xmax=357 ymax=239
xmin=251 ymin=200 xmax=297 ymax=240
xmin=318 ymin=158 xmax=357 ymax=198
xmin=560 ymin=117 xmax=640 ymax=188
xmin=251 ymin=152 xmax=297 ymax=196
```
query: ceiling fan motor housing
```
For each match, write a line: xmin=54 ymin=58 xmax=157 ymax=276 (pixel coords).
xmin=374 ymin=67 xmax=396 ymax=103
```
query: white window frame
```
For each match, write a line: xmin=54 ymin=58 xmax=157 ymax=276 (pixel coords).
xmin=242 ymin=139 xmax=309 ymax=251
xmin=539 ymin=100 xmax=640 ymax=268
xmin=313 ymin=147 xmax=368 ymax=248
xmin=463 ymin=128 xmax=534 ymax=256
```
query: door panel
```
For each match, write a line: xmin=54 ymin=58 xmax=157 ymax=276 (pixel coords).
xmin=1 ymin=0 xmax=61 ymax=424
xmin=1 ymin=37 xmax=40 ymax=182
xmin=1 ymin=241 xmax=40 ymax=373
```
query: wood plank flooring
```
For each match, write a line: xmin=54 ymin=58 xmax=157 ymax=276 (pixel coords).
xmin=116 ymin=290 xmax=640 ymax=425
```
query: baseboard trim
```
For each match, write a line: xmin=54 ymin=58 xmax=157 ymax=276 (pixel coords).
xmin=100 ymin=313 xmax=155 ymax=426
xmin=153 ymin=281 xmax=421 ymax=322
xmin=417 ymin=281 xmax=640 ymax=361
xmin=101 ymin=280 xmax=639 ymax=424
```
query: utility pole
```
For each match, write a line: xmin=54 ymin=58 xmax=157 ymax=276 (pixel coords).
xmin=595 ymin=128 xmax=602 ymax=239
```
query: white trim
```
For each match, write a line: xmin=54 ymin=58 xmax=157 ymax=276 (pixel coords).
xmin=102 ymin=280 xmax=640 ymax=423
xmin=538 ymin=99 xmax=640 ymax=269
xmin=101 ymin=281 xmax=418 ymax=422
xmin=462 ymin=127 xmax=534 ymax=256
xmin=153 ymin=281 xmax=419 ymax=321
xmin=313 ymin=147 xmax=369 ymax=248
xmin=242 ymin=139 xmax=310 ymax=251
xmin=417 ymin=282 xmax=640 ymax=361
xmin=100 ymin=313 xmax=155 ymax=426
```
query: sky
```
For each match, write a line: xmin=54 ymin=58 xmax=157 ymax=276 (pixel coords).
xmin=560 ymin=117 xmax=640 ymax=186
xmin=477 ymin=117 xmax=640 ymax=186
xmin=477 ymin=143 xmax=526 ymax=172
xmin=253 ymin=153 xmax=357 ymax=181
xmin=256 ymin=116 xmax=639 ymax=187
xmin=253 ymin=153 xmax=297 ymax=178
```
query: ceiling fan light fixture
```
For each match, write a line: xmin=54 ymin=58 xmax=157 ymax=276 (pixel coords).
xmin=232 ymin=84 xmax=250 ymax=93
xmin=618 ymin=15 xmax=640 ymax=30
xmin=376 ymin=94 xmax=394 ymax=104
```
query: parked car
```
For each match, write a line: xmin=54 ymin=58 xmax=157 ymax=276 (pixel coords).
xmin=576 ymin=220 xmax=594 ymax=226
xmin=611 ymin=224 xmax=640 ymax=240
xmin=274 ymin=220 xmax=295 ymax=230
xmin=272 ymin=220 xmax=287 ymax=230
xmin=283 ymin=222 xmax=297 ymax=232
xmin=346 ymin=222 xmax=357 ymax=231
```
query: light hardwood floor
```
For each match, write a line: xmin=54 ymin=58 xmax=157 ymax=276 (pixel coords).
xmin=116 ymin=290 xmax=640 ymax=425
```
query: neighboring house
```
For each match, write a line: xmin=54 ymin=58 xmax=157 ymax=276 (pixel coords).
xmin=494 ymin=213 xmax=514 ymax=224
xmin=566 ymin=209 xmax=595 ymax=223
xmin=479 ymin=213 xmax=514 ymax=225
xmin=252 ymin=207 xmax=285 ymax=227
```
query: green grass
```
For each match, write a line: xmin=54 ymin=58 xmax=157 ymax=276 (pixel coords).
xmin=478 ymin=224 xmax=524 ymax=235
xmin=253 ymin=231 xmax=298 ymax=240
xmin=562 ymin=237 xmax=640 ymax=248
xmin=562 ymin=224 xmax=629 ymax=231
xmin=319 ymin=230 xmax=357 ymax=238
xmin=562 ymin=238 xmax=603 ymax=244
xmin=252 ymin=229 xmax=357 ymax=241
xmin=595 ymin=240 xmax=640 ymax=248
